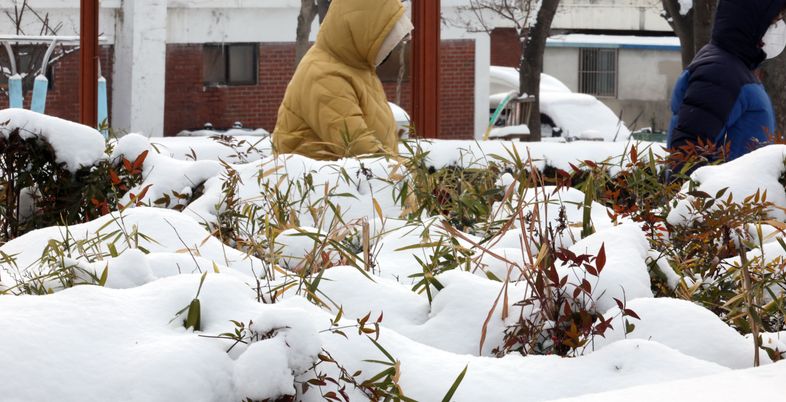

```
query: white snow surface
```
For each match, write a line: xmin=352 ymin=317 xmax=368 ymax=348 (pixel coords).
xmin=668 ymin=145 xmax=786 ymax=225
xmin=112 ymin=134 xmax=225 ymax=208
xmin=550 ymin=361 xmax=786 ymax=402
xmin=402 ymin=139 xmax=664 ymax=173
xmin=593 ymin=297 xmax=770 ymax=369
xmin=0 ymin=108 xmax=106 ymax=172
xmin=0 ymin=208 xmax=265 ymax=291
xmin=150 ymin=135 xmax=271 ymax=163
xmin=0 ymin=112 xmax=783 ymax=401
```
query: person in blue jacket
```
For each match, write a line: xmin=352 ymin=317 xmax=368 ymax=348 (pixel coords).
xmin=668 ymin=0 xmax=786 ymax=165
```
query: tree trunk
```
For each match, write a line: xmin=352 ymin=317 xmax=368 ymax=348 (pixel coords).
xmin=661 ymin=0 xmax=696 ymax=68
xmin=519 ymin=0 xmax=560 ymax=142
xmin=761 ymin=55 xmax=786 ymax=140
xmin=317 ymin=0 xmax=331 ymax=22
xmin=295 ymin=0 xmax=318 ymax=67
xmin=692 ymin=0 xmax=717 ymax=56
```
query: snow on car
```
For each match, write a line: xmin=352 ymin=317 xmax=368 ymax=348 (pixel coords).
xmin=489 ymin=66 xmax=631 ymax=141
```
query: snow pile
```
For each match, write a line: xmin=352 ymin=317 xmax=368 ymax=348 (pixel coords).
xmin=488 ymin=124 xmax=531 ymax=139
xmin=550 ymin=361 xmax=786 ymax=402
xmin=540 ymin=92 xmax=631 ymax=141
xmin=186 ymin=153 xmax=405 ymax=230
xmin=1 ymin=112 xmax=783 ymax=401
xmin=493 ymin=185 xmax=614 ymax=252
xmin=403 ymin=139 xmax=663 ymax=173
xmin=0 ymin=108 xmax=105 ymax=172
xmin=0 ymin=208 xmax=264 ymax=292
xmin=668 ymin=145 xmax=786 ymax=225
xmin=112 ymin=134 xmax=225 ymax=209
xmin=0 ymin=274 xmax=320 ymax=402
xmin=150 ymin=135 xmax=272 ymax=163
xmin=560 ymin=224 xmax=654 ymax=313
xmin=593 ymin=298 xmax=769 ymax=369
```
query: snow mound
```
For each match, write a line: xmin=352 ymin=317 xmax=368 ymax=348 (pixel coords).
xmin=0 ymin=274 xmax=319 ymax=402
xmin=0 ymin=108 xmax=105 ymax=172
xmin=150 ymin=135 xmax=271 ymax=163
xmin=549 ymin=361 xmax=786 ymax=402
xmin=404 ymin=139 xmax=662 ymax=174
xmin=562 ymin=224 xmax=654 ymax=313
xmin=0 ymin=208 xmax=264 ymax=292
xmin=593 ymin=298 xmax=770 ymax=369
xmin=112 ymin=134 xmax=224 ymax=209
xmin=186 ymin=154 xmax=404 ymax=231
xmin=668 ymin=145 xmax=786 ymax=225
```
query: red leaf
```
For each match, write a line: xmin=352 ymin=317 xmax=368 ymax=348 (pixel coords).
xmin=132 ymin=150 xmax=149 ymax=170
xmin=624 ymin=309 xmax=641 ymax=320
xmin=596 ymin=243 xmax=606 ymax=273
xmin=109 ymin=169 xmax=121 ymax=185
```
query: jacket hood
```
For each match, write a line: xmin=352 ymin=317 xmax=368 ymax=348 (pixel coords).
xmin=316 ymin=0 xmax=406 ymax=69
xmin=711 ymin=0 xmax=786 ymax=68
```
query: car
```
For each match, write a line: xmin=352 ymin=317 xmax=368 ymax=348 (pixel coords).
xmin=489 ymin=66 xmax=631 ymax=141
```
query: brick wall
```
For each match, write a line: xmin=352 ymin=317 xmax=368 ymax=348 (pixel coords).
xmin=165 ymin=40 xmax=476 ymax=139
xmin=165 ymin=43 xmax=295 ymax=135
xmin=490 ymin=28 xmax=520 ymax=68
xmin=438 ymin=40 xmax=475 ymax=139
xmin=0 ymin=46 xmax=114 ymax=123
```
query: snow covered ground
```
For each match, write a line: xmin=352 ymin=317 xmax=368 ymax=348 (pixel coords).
xmin=0 ymin=114 xmax=784 ymax=401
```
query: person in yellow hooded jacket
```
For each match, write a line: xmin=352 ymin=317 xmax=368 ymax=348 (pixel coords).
xmin=273 ymin=0 xmax=413 ymax=160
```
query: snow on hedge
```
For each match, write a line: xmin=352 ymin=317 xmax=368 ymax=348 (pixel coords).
xmin=149 ymin=135 xmax=271 ymax=163
xmin=185 ymin=153 xmax=405 ymax=230
xmin=0 ymin=208 xmax=264 ymax=292
xmin=668 ymin=145 xmax=786 ymax=225
xmin=112 ymin=134 xmax=226 ymax=208
xmin=0 ymin=108 xmax=105 ymax=172
xmin=405 ymin=139 xmax=665 ymax=173
xmin=551 ymin=361 xmax=786 ymax=402
xmin=592 ymin=298 xmax=771 ymax=369
xmin=0 ymin=272 xmax=730 ymax=402
xmin=0 ymin=274 xmax=319 ymax=401
xmin=2 ymin=116 xmax=786 ymax=400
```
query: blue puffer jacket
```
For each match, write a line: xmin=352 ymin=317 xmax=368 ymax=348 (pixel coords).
xmin=668 ymin=0 xmax=786 ymax=161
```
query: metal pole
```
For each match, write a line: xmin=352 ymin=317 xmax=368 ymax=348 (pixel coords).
xmin=80 ymin=0 xmax=99 ymax=127
xmin=412 ymin=0 xmax=440 ymax=139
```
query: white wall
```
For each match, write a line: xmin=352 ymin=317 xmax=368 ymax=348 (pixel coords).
xmin=554 ymin=0 xmax=671 ymax=32
xmin=543 ymin=48 xmax=579 ymax=91
xmin=543 ymin=45 xmax=682 ymax=130
xmin=618 ymin=49 xmax=682 ymax=101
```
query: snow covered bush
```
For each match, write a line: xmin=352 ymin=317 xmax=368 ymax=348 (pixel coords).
xmin=0 ymin=109 xmax=146 ymax=240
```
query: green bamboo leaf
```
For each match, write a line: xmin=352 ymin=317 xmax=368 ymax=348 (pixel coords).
xmin=441 ymin=365 xmax=469 ymax=402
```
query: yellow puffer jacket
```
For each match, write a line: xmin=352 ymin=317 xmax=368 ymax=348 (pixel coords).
xmin=273 ymin=0 xmax=404 ymax=160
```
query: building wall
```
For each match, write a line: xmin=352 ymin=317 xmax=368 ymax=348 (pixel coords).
xmin=0 ymin=47 xmax=114 ymax=124
xmin=164 ymin=40 xmax=476 ymax=139
xmin=542 ymin=48 xmax=579 ymax=89
xmin=543 ymin=46 xmax=682 ymax=131
xmin=553 ymin=0 xmax=671 ymax=32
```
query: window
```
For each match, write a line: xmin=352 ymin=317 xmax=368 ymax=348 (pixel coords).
xmin=578 ymin=48 xmax=617 ymax=98
xmin=203 ymin=44 xmax=258 ymax=86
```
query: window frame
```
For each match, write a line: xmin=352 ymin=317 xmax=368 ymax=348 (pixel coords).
xmin=202 ymin=43 xmax=259 ymax=87
xmin=577 ymin=47 xmax=619 ymax=99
